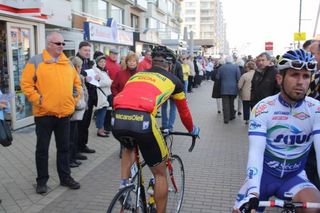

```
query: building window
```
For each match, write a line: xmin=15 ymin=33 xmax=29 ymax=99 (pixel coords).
xmin=72 ymin=0 xmax=83 ymax=12
xmin=84 ymin=0 xmax=108 ymax=19
xmin=185 ymin=9 xmax=195 ymax=15
xmin=111 ymin=5 xmax=124 ymax=24
xmin=131 ymin=14 xmax=139 ymax=31
xmin=185 ymin=2 xmax=196 ymax=7
xmin=185 ymin=17 xmax=196 ymax=22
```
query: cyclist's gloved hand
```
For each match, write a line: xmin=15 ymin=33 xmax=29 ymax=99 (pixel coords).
xmin=235 ymin=194 xmax=259 ymax=213
xmin=190 ymin=126 xmax=200 ymax=137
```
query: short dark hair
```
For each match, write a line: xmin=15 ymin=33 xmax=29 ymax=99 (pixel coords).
xmin=302 ymin=39 xmax=315 ymax=50
xmin=79 ymin=41 xmax=91 ymax=49
xmin=258 ymin=52 xmax=271 ymax=60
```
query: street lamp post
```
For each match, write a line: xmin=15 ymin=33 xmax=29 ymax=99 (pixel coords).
xmin=298 ymin=0 xmax=302 ymax=48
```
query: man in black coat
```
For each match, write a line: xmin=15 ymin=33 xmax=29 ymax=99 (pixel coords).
xmin=250 ymin=52 xmax=279 ymax=108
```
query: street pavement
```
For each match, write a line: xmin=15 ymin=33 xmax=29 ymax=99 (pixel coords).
xmin=0 ymin=81 xmax=278 ymax=212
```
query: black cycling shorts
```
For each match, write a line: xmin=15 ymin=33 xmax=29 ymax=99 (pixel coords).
xmin=112 ymin=109 xmax=168 ymax=167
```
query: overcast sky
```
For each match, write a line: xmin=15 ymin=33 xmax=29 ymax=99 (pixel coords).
xmin=221 ymin=0 xmax=320 ymax=56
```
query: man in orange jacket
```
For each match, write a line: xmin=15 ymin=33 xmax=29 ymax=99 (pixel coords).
xmin=21 ymin=32 xmax=81 ymax=194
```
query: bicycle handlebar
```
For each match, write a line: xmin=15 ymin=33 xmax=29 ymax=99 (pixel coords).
xmin=162 ymin=130 xmax=199 ymax=152
xmin=259 ymin=200 xmax=320 ymax=209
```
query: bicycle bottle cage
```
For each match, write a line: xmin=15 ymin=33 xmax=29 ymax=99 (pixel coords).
xmin=119 ymin=136 xmax=136 ymax=149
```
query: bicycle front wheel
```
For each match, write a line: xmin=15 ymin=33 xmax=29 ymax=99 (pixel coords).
xmin=166 ymin=154 xmax=185 ymax=213
xmin=107 ymin=184 xmax=146 ymax=213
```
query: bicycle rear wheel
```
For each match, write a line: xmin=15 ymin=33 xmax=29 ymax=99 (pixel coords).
xmin=166 ymin=154 xmax=185 ymax=213
xmin=107 ymin=184 xmax=146 ymax=213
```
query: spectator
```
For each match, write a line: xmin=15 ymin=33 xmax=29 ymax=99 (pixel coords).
xmin=111 ymin=51 xmax=139 ymax=97
xmin=303 ymin=39 xmax=315 ymax=52
xmin=105 ymin=48 xmax=121 ymax=134
xmin=77 ymin=41 xmax=96 ymax=155
xmin=212 ymin=58 xmax=224 ymax=114
xmin=68 ymin=56 xmax=88 ymax=168
xmin=250 ymin=52 xmax=279 ymax=108
xmin=238 ymin=61 xmax=256 ymax=124
xmin=137 ymin=49 xmax=152 ymax=72
xmin=205 ymin=58 xmax=214 ymax=80
xmin=187 ymin=55 xmax=195 ymax=93
xmin=94 ymin=55 xmax=112 ymax=137
xmin=161 ymin=56 xmax=182 ymax=131
xmin=180 ymin=54 xmax=191 ymax=95
xmin=305 ymin=41 xmax=320 ymax=190
xmin=216 ymin=56 xmax=240 ymax=124
xmin=21 ymin=32 xmax=81 ymax=194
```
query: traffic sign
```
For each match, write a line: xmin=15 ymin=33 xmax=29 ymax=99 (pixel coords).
xmin=265 ymin=41 xmax=273 ymax=51
xmin=294 ymin=32 xmax=306 ymax=41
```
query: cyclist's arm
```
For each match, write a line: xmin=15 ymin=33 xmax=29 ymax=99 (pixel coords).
xmin=246 ymin=103 xmax=269 ymax=196
xmin=172 ymin=91 xmax=193 ymax=132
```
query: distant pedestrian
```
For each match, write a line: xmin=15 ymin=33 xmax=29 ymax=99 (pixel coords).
xmin=212 ymin=58 xmax=224 ymax=114
xmin=238 ymin=61 xmax=256 ymax=124
xmin=21 ymin=32 xmax=81 ymax=194
xmin=216 ymin=56 xmax=240 ymax=123
xmin=180 ymin=54 xmax=191 ymax=95
xmin=137 ymin=49 xmax=152 ymax=72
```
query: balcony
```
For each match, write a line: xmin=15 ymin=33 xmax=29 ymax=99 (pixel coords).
xmin=117 ymin=0 xmax=135 ymax=5
xmin=132 ymin=0 xmax=148 ymax=12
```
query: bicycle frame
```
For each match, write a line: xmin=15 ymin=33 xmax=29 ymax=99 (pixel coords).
xmin=119 ymin=131 xmax=197 ymax=212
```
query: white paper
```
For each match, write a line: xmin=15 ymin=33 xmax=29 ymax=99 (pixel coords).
xmin=85 ymin=69 xmax=100 ymax=87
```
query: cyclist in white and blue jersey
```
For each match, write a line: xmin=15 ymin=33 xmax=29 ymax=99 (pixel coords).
xmin=233 ymin=49 xmax=320 ymax=213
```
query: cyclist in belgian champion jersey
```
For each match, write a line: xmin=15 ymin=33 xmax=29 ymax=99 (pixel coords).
xmin=233 ymin=49 xmax=320 ymax=213
xmin=112 ymin=46 xmax=200 ymax=213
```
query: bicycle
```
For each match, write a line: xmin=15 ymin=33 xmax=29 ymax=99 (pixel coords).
xmin=242 ymin=193 xmax=320 ymax=213
xmin=106 ymin=130 xmax=198 ymax=213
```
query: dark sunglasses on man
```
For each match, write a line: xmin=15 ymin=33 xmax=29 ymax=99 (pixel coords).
xmin=51 ymin=42 xmax=66 ymax=46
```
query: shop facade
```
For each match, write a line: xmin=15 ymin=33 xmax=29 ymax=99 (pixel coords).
xmin=83 ymin=22 xmax=133 ymax=61
xmin=0 ymin=13 xmax=45 ymax=129
xmin=133 ymin=31 xmax=161 ymax=56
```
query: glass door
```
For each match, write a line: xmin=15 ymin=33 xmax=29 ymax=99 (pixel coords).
xmin=6 ymin=23 xmax=35 ymax=129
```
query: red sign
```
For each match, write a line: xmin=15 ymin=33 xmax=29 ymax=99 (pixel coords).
xmin=265 ymin=42 xmax=273 ymax=51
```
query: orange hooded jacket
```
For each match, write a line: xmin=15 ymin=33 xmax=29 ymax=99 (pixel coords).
xmin=21 ymin=49 xmax=81 ymax=118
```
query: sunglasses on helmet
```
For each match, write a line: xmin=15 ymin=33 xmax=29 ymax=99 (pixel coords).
xmin=278 ymin=59 xmax=317 ymax=71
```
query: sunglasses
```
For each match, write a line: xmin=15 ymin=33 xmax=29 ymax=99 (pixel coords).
xmin=278 ymin=60 xmax=317 ymax=71
xmin=182 ymin=58 xmax=186 ymax=60
xmin=51 ymin=42 xmax=65 ymax=46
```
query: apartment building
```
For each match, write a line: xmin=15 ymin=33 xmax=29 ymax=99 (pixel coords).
xmin=181 ymin=0 xmax=227 ymax=55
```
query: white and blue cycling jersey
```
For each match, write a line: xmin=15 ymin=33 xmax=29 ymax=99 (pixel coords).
xmin=244 ymin=93 xmax=320 ymax=196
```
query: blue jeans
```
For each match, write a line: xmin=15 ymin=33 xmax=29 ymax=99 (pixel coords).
xmin=95 ymin=107 xmax=107 ymax=129
xmin=184 ymin=80 xmax=188 ymax=95
xmin=161 ymin=99 xmax=177 ymax=131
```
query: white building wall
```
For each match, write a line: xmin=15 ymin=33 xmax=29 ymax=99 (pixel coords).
xmin=42 ymin=0 xmax=72 ymax=28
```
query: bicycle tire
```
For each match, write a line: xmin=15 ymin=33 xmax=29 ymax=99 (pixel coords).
xmin=107 ymin=184 xmax=146 ymax=213
xmin=166 ymin=154 xmax=185 ymax=213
